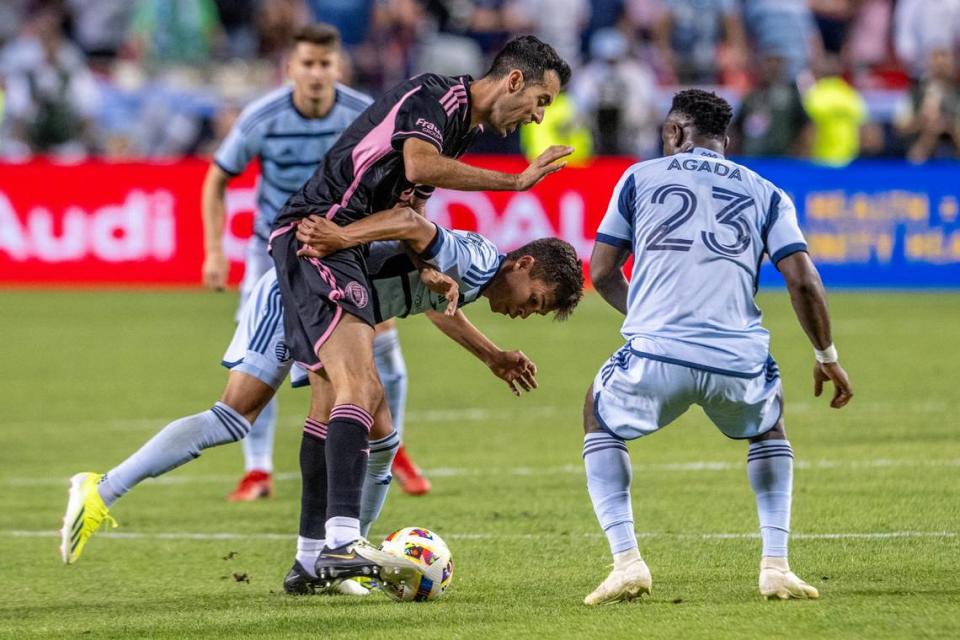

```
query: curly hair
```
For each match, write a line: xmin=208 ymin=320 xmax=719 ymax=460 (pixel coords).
xmin=669 ymin=89 xmax=733 ymax=138
xmin=506 ymin=238 xmax=584 ymax=321
xmin=485 ymin=35 xmax=572 ymax=87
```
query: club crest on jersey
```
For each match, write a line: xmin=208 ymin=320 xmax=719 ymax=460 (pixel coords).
xmin=345 ymin=281 xmax=369 ymax=308
xmin=667 ymin=157 xmax=742 ymax=181
xmin=274 ymin=341 xmax=291 ymax=362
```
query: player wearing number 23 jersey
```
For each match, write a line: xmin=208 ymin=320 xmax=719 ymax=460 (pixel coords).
xmin=595 ymin=145 xmax=806 ymax=381
xmin=582 ymin=89 xmax=853 ymax=607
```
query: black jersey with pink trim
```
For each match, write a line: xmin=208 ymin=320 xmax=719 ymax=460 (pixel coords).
xmin=273 ymin=73 xmax=479 ymax=230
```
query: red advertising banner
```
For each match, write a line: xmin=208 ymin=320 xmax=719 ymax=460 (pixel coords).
xmin=0 ymin=157 xmax=632 ymax=286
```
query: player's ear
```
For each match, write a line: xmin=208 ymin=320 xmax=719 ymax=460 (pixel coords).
xmin=507 ymin=69 xmax=524 ymax=93
xmin=663 ymin=120 xmax=680 ymax=148
xmin=723 ymin=134 xmax=730 ymax=152
xmin=516 ymin=255 xmax=535 ymax=271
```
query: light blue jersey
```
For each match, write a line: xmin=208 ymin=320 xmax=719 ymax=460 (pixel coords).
xmin=596 ymin=147 xmax=807 ymax=377
xmin=214 ymin=84 xmax=372 ymax=240
xmin=222 ymin=227 xmax=502 ymax=387
xmin=367 ymin=225 xmax=503 ymax=321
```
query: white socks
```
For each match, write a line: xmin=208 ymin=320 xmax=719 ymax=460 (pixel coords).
xmin=747 ymin=439 xmax=794 ymax=557
xmin=242 ymin=396 xmax=277 ymax=472
xmin=360 ymin=430 xmax=400 ymax=538
xmin=296 ymin=536 xmax=325 ymax=577
xmin=98 ymin=402 xmax=251 ymax=507
xmin=373 ymin=329 xmax=407 ymax=440
xmin=325 ymin=516 xmax=361 ymax=549
xmin=583 ymin=432 xmax=637 ymax=555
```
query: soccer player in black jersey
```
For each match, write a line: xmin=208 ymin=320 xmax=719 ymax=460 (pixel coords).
xmin=268 ymin=36 xmax=574 ymax=585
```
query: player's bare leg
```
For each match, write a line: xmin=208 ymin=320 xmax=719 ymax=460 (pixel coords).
xmin=222 ymin=373 xmax=280 ymax=501
xmin=749 ymin=416 xmax=819 ymax=600
xmin=294 ymin=317 xmax=418 ymax=583
xmin=582 ymin=387 xmax=651 ymax=605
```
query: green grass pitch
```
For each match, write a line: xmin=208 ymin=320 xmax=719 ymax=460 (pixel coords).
xmin=1 ymin=289 xmax=958 ymax=639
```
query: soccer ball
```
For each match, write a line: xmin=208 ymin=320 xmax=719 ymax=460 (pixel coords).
xmin=378 ymin=527 xmax=454 ymax=602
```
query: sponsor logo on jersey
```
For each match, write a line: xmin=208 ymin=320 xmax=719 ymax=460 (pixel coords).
xmin=415 ymin=118 xmax=443 ymax=142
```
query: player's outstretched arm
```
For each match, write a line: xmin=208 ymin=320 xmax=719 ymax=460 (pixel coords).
xmin=590 ymin=242 xmax=631 ymax=315
xmin=296 ymin=206 xmax=437 ymax=258
xmin=425 ymin=309 xmax=538 ymax=396
xmin=201 ymin=164 xmax=233 ymax=290
xmin=403 ymin=138 xmax=572 ymax=192
xmin=777 ymin=251 xmax=854 ymax=408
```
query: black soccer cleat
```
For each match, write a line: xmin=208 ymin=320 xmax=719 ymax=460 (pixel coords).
xmin=314 ymin=542 xmax=380 ymax=581
xmin=315 ymin=538 xmax=422 ymax=583
xmin=283 ymin=560 xmax=329 ymax=595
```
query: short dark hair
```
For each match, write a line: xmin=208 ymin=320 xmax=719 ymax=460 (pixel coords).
xmin=293 ymin=23 xmax=341 ymax=49
xmin=507 ymin=238 xmax=583 ymax=321
xmin=668 ymin=89 xmax=733 ymax=138
xmin=485 ymin=35 xmax=572 ymax=87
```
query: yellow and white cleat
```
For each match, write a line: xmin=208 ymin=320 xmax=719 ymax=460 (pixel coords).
xmin=759 ymin=557 xmax=820 ymax=600
xmin=583 ymin=559 xmax=652 ymax=606
xmin=60 ymin=472 xmax=118 ymax=564
xmin=330 ymin=577 xmax=374 ymax=596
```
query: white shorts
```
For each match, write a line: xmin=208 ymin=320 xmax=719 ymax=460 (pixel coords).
xmin=235 ymin=235 xmax=274 ymax=321
xmin=592 ymin=341 xmax=783 ymax=441
xmin=222 ymin=268 xmax=308 ymax=390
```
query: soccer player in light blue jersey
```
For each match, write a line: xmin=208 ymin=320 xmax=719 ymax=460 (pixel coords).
xmin=60 ymin=211 xmax=583 ymax=595
xmin=582 ymin=89 xmax=854 ymax=605
xmin=199 ymin=24 xmax=426 ymax=500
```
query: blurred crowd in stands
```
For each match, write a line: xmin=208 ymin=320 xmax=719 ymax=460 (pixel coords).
xmin=0 ymin=0 xmax=958 ymax=164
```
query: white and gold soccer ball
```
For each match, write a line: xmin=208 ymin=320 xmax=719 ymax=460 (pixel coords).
xmin=378 ymin=527 xmax=454 ymax=602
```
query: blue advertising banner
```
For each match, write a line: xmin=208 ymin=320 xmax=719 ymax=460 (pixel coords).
xmin=747 ymin=160 xmax=960 ymax=288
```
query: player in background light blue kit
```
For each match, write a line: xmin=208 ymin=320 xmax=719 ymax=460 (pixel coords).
xmin=582 ymin=90 xmax=854 ymax=605
xmin=199 ymin=24 xmax=427 ymax=499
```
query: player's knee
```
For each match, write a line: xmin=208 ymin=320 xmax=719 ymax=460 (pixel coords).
xmin=220 ymin=372 xmax=276 ymax=424
xmin=583 ymin=385 xmax=602 ymax=435
xmin=750 ymin=416 xmax=787 ymax=442
xmin=339 ymin=368 xmax=384 ymax=410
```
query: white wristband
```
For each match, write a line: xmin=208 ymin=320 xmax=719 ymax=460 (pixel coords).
xmin=814 ymin=344 xmax=839 ymax=364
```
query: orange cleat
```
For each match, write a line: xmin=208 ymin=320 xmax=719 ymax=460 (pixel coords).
xmin=227 ymin=470 xmax=273 ymax=502
xmin=391 ymin=445 xmax=431 ymax=496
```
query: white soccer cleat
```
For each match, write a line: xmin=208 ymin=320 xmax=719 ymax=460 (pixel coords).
xmin=583 ymin=559 xmax=652 ymax=606
xmin=330 ymin=578 xmax=373 ymax=596
xmin=759 ymin=557 xmax=820 ymax=600
xmin=60 ymin=472 xmax=118 ymax=564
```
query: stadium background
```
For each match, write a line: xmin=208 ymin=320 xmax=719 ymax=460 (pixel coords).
xmin=1 ymin=0 xmax=959 ymax=288
xmin=1 ymin=2 xmax=958 ymax=639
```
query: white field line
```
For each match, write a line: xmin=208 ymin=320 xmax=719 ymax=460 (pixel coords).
xmin=3 ymin=530 xmax=956 ymax=542
xmin=2 ymin=399 xmax=954 ymax=434
xmin=4 ymin=458 xmax=959 ymax=487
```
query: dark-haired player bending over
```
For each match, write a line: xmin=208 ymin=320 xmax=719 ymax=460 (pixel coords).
xmin=268 ymin=35 xmax=575 ymax=581
xmin=582 ymin=89 xmax=853 ymax=605
xmin=62 ymin=207 xmax=583 ymax=597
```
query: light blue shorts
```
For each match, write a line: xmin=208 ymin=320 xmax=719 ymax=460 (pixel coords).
xmin=236 ymin=235 xmax=274 ymax=320
xmin=222 ymin=268 xmax=308 ymax=390
xmin=592 ymin=342 xmax=782 ymax=440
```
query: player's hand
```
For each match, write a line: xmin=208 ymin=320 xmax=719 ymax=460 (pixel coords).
xmin=814 ymin=361 xmax=853 ymax=408
xmin=202 ymin=251 xmax=229 ymax=291
xmin=296 ymin=215 xmax=349 ymax=258
xmin=418 ymin=267 xmax=459 ymax=316
xmin=515 ymin=145 xmax=574 ymax=191
xmin=488 ymin=350 xmax=538 ymax=396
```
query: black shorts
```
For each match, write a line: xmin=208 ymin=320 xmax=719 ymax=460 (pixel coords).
xmin=270 ymin=227 xmax=376 ymax=371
